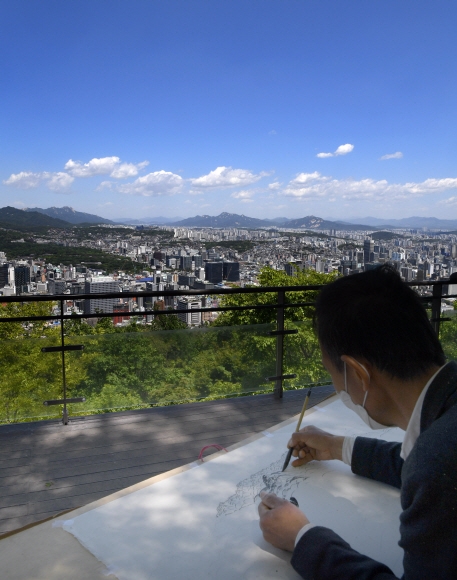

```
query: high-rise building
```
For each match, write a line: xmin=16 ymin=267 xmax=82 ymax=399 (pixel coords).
xmin=153 ymin=251 xmax=166 ymax=261
xmin=180 ymin=255 xmax=193 ymax=270
xmin=14 ymin=265 xmax=31 ymax=294
xmin=223 ymin=261 xmax=240 ymax=282
xmin=48 ymin=280 xmax=67 ymax=295
xmin=285 ymin=262 xmax=297 ymax=277
xmin=0 ymin=263 xmax=14 ymax=288
xmin=178 ymin=274 xmax=196 ymax=287
xmin=205 ymin=262 xmax=223 ymax=284
xmin=84 ymin=277 xmax=119 ymax=315
xmin=177 ymin=298 xmax=202 ymax=327
xmin=401 ymin=267 xmax=414 ymax=282
xmin=363 ymin=239 xmax=374 ymax=264
xmin=193 ymin=280 xmax=214 ymax=290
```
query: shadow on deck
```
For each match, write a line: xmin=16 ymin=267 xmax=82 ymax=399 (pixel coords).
xmin=0 ymin=385 xmax=334 ymax=535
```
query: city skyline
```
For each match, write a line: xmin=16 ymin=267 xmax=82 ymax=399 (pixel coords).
xmin=1 ymin=2 xmax=456 ymax=220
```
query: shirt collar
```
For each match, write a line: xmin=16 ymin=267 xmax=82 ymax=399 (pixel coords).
xmin=400 ymin=364 xmax=446 ymax=460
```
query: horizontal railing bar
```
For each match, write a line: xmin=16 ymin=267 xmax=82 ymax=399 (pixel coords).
xmin=43 ymin=397 xmax=86 ymax=406
xmin=0 ymin=301 xmax=318 ymax=324
xmin=269 ymin=329 xmax=299 ymax=336
xmin=0 ymin=298 xmax=319 ymax=322
xmin=0 ymin=284 xmax=327 ymax=303
xmin=266 ymin=374 xmax=297 ymax=381
xmin=0 ymin=295 xmax=442 ymax=324
xmin=41 ymin=345 xmax=84 ymax=353
xmin=1 ymin=277 xmax=453 ymax=305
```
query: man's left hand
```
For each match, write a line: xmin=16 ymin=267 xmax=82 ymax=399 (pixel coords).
xmin=258 ymin=491 xmax=310 ymax=552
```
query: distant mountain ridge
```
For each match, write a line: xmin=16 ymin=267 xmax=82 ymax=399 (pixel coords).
xmin=113 ymin=216 xmax=183 ymax=225
xmin=344 ymin=216 xmax=457 ymax=229
xmin=26 ymin=206 xmax=113 ymax=225
xmin=170 ymin=212 xmax=275 ymax=228
xmin=5 ymin=206 xmax=455 ymax=231
xmin=0 ymin=206 xmax=71 ymax=229
xmin=170 ymin=212 xmax=374 ymax=231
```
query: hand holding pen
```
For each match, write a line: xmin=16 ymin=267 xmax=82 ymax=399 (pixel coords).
xmin=282 ymin=389 xmax=312 ymax=471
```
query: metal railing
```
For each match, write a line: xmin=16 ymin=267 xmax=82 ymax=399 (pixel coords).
xmin=1 ymin=278 xmax=456 ymax=424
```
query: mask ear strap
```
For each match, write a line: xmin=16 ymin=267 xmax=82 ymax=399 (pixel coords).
xmin=359 ymin=363 xmax=371 ymax=381
xmin=362 ymin=390 xmax=368 ymax=408
xmin=344 ymin=361 xmax=348 ymax=393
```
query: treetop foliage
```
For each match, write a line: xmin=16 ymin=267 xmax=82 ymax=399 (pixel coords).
xmin=213 ymin=266 xmax=337 ymax=326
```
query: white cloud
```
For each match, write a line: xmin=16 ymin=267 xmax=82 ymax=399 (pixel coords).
xmin=439 ymin=197 xmax=457 ymax=206
xmin=65 ymin=156 xmax=120 ymax=177
xmin=110 ymin=161 xmax=149 ymax=178
xmin=118 ymin=170 xmax=184 ymax=196
xmin=268 ymin=182 xmax=282 ymax=190
xmin=3 ymin=171 xmax=43 ymax=189
xmin=65 ymin=157 xmax=149 ymax=178
xmin=96 ymin=181 xmax=114 ymax=191
xmin=3 ymin=170 xmax=73 ymax=191
xmin=335 ymin=144 xmax=354 ymax=156
xmin=380 ymin=152 xmax=403 ymax=160
xmin=231 ymin=190 xmax=255 ymax=203
xmin=316 ymin=143 xmax=354 ymax=158
xmin=45 ymin=172 xmax=74 ymax=191
xmin=280 ymin=172 xmax=457 ymax=201
xmin=190 ymin=166 xmax=266 ymax=189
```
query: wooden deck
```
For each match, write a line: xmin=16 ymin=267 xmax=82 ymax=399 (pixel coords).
xmin=0 ymin=386 xmax=334 ymax=536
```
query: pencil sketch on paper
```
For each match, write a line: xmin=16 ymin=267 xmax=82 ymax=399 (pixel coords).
xmin=216 ymin=452 xmax=309 ymax=517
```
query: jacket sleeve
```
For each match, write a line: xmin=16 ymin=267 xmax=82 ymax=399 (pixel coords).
xmin=290 ymin=438 xmax=405 ymax=580
xmin=398 ymin=425 xmax=457 ymax=579
xmin=351 ymin=437 xmax=403 ymax=489
xmin=291 ymin=526 xmax=398 ymax=580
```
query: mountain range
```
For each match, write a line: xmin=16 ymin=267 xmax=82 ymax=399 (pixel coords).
xmin=169 ymin=212 xmax=375 ymax=231
xmin=26 ymin=206 xmax=114 ymax=225
xmin=112 ymin=216 xmax=183 ymax=225
xmin=1 ymin=206 xmax=457 ymax=232
xmin=343 ymin=216 xmax=457 ymax=229
xmin=0 ymin=206 xmax=71 ymax=229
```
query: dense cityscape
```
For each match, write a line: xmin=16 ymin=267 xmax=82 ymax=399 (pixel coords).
xmin=2 ymin=214 xmax=457 ymax=327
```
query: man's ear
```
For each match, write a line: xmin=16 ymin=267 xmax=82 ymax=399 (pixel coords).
xmin=341 ymin=355 xmax=371 ymax=391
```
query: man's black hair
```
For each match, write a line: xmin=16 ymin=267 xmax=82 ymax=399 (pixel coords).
xmin=315 ymin=264 xmax=446 ymax=380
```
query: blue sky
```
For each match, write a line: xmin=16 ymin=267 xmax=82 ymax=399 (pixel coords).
xmin=1 ymin=1 xmax=456 ymax=221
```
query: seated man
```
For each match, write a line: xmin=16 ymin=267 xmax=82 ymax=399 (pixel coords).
xmin=258 ymin=264 xmax=457 ymax=579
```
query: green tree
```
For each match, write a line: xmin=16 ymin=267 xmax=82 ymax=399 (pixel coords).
xmin=211 ymin=267 xmax=337 ymax=389
xmin=0 ymin=301 xmax=88 ymax=423
xmin=150 ymin=306 xmax=187 ymax=331
xmin=213 ymin=266 xmax=336 ymax=326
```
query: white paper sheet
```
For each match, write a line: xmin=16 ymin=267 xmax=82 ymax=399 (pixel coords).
xmin=64 ymin=398 xmax=405 ymax=579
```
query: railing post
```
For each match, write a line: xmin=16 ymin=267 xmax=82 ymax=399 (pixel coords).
xmin=60 ymin=298 xmax=68 ymax=425
xmin=274 ymin=290 xmax=285 ymax=399
xmin=431 ymin=283 xmax=442 ymax=337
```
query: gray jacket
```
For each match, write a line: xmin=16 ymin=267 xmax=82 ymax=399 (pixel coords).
xmin=291 ymin=362 xmax=457 ymax=580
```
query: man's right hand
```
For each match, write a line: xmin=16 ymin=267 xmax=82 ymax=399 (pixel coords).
xmin=288 ymin=426 xmax=344 ymax=467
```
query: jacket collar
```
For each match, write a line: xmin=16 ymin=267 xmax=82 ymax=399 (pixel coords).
xmin=421 ymin=361 xmax=457 ymax=432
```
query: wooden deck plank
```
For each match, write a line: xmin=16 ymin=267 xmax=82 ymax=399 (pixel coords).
xmin=0 ymin=386 xmax=334 ymax=535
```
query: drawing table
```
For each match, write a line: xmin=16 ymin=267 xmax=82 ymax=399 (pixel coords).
xmin=0 ymin=394 xmax=405 ymax=579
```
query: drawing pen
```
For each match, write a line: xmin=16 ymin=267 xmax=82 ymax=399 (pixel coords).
xmin=282 ymin=388 xmax=312 ymax=472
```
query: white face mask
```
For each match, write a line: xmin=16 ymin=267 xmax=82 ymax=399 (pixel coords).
xmin=339 ymin=362 xmax=389 ymax=430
